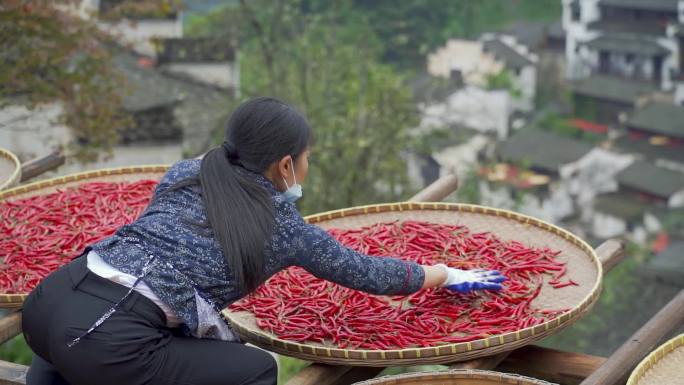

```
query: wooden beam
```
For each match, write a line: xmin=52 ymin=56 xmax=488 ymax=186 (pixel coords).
xmin=0 ymin=312 xmax=22 ymax=346
xmin=0 ymin=360 xmax=27 ymax=385
xmin=329 ymin=367 xmax=384 ymax=385
xmin=408 ymin=174 xmax=458 ymax=202
xmin=19 ymin=149 xmax=65 ymax=183
xmin=579 ymin=289 xmax=684 ymax=385
xmin=594 ymin=239 xmax=625 ymax=274
xmin=449 ymin=352 xmax=510 ymax=370
xmin=284 ymin=364 xmax=351 ymax=385
xmin=497 ymin=345 xmax=606 ymax=385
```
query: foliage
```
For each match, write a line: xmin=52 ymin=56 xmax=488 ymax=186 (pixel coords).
xmin=485 ymin=69 xmax=522 ymax=98
xmin=0 ymin=335 xmax=31 ymax=366
xmin=98 ymin=0 xmax=182 ymax=20
xmin=0 ymin=1 xmax=135 ymax=161
xmin=662 ymin=211 xmax=684 ymax=235
xmin=278 ymin=356 xmax=309 ymax=384
xmin=0 ymin=0 xmax=176 ymax=161
xmin=187 ymin=0 xmax=562 ymax=70
xmin=195 ymin=0 xmax=421 ymax=214
xmin=573 ymin=94 xmax=598 ymax=122
xmin=348 ymin=0 xmax=561 ymax=69
xmin=454 ymin=169 xmax=481 ymax=204
xmin=537 ymin=112 xmax=603 ymax=143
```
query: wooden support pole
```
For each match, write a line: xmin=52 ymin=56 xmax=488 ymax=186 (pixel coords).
xmin=0 ymin=361 xmax=27 ymax=385
xmin=284 ymin=364 xmax=351 ymax=385
xmin=19 ymin=149 xmax=65 ymax=183
xmin=579 ymin=289 xmax=684 ymax=385
xmin=408 ymin=174 xmax=458 ymax=203
xmin=594 ymin=239 xmax=625 ymax=274
xmin=0 ymin=312 xmax=21 ymax=346
xmin=496 ymin=345 xmax=606 ymax=385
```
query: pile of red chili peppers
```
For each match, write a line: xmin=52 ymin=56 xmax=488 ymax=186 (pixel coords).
xmin=230 ymin=220 xmax=576 ymax=350
xmin=0 ymin=180 xmax=157 ymax=293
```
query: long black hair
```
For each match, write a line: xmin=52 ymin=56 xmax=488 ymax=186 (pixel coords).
xmin=201 ymin=97 xmax=312 ymax=294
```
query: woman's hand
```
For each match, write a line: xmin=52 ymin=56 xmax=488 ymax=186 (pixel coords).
xmin=422 ymin=264 xmax=506 ymax=293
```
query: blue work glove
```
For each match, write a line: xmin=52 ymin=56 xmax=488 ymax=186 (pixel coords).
xmin=435 ymin=264 xmax=506 ymax=293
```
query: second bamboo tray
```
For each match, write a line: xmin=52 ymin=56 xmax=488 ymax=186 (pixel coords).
xmin=0 ymin=165 xmax=169 ymax=308
xmin=627 ymin=334 xmax=684 ymax=385
xmin=223 ymin=202 xmax=602 ymax=366
xmin=353 ymin=369 xmax=557 ymax=385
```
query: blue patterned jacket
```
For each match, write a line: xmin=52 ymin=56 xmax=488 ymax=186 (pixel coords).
xmin=91 ymin=159 xmax=425 ymax=338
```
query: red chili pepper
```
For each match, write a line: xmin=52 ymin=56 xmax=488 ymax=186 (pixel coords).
xmin=0 ymin=180 xmax=158 ymax=293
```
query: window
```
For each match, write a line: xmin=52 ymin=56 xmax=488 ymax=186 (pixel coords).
xmin=626 ymin=54 xmax=634 ymax=64
xmin=571 ymin=1 xmax=581 ymax=21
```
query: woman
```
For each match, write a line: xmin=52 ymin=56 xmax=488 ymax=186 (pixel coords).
xmin=22 ymin=97 xmax=504 ymax=385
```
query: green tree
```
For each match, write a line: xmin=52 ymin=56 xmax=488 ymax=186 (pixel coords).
xmin=194 ymin=0 xmax=421 ymax=214
xmin=486 ymin=69 xmax=522 ymax=98
xmin=0 ymin=0 xmax=174 ymax=161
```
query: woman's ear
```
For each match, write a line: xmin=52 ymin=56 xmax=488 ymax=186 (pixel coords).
xmin=278 ymin=155 xmax=293 ymax=180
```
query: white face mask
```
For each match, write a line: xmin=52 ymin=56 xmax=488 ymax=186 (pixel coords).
xmin=282 ymin=158 xmax=303 ymax=203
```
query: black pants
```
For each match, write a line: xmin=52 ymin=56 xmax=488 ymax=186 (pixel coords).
xmin=22 ymin=256 xmax=277 ymax=385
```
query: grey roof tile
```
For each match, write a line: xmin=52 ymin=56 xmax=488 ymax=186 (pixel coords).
xmin=571 ymin=75 xmax=657 ymax=104
xmin=616 ymin=160 xmax=684 ymax=198
xmin=627 ymin=103 xmax=684 ymax=139
xmin=498 ymin=129 xmax=594 ymax=174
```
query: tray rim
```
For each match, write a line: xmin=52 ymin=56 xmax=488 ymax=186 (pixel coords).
xmin=352 ymin=368 xmax=558 ymax=385
xmin=0 ymin=147 xmax=21 ymax=191
xmin=0 ymin=164 xmax=169 ymax=307
xmin=223 ymin=201 xmax=603 ymax=366
xmin=627 ymin=333 xmax=684 ymax=385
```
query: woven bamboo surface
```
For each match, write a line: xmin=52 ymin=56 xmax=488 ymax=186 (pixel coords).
xmin=0 ymin=165 xmax=169 ymax=308
xmin=223 ymin=202 xmax=602 ymax=366
xmin=0 ymin=147 xmax=21 ymax=191
xmin=627 ymin=334 xmax=684 ymax=385
xmin=353 ymin=369 xmax=557 ymax=385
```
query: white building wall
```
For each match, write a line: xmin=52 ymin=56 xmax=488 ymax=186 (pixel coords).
xmin=563 ymin=0 xmax=601 ymax=79
xmin=0 ymin=104 xmax=72 ymax=161
xmin=631 ymin=225 xmax=648 ymax=244
xmin=420 ymin=87 xmax=512 ymax=139
xmin=162 ymin=63 xmax=237 ymax=89
xmin=431 ymin=135 xmax=490 ymax=179
xmin=99 ymin=17 xmax=183 ymax=57
xmin=592 ymin=212 xmax=627 ymax=238
xmin=511 ymin=65 xmax=537 ymax=111
xmin=0 ymin=103 xmax=182 ymax=177
xmin=518 ymin=194 xmax=549 ymax=222
xmin=478 ymin=181 xmax=516 ymax=211
xmin=674 ymin=82 xmax=684 ymax=105
xmin=644 ymin=212 xmax=663 ymax=233
xmin=543 ymin=183 xmax=576 ymax=222
xmin=427 ymin=39 xmax=503 ymax=85
xmin=656 ymin=36 xmax=679 ymax=90
xmin=669 ymin=189 xmax=684 ymax=207
xmin=560 ymin=148 xmax=634 ymax=201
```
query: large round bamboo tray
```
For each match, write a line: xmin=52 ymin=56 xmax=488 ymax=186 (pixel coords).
xmin=0 ymin=165 xmax=169 ymax=308
xmin=354 ymin=369 xmax=557 ymax=385
xmin=223 ymin=202 xmax=602 ymax=366
xmin=0 ymin=147 xmax=21 ymax=191
xmin=627 ymin=334 xmax=684 ymax=385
